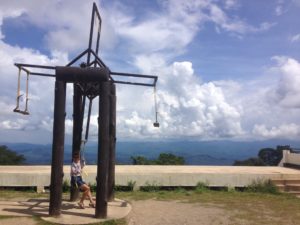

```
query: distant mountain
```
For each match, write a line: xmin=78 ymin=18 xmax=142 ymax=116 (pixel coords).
xmin=1 ymin=140 xmax=299 ymax=165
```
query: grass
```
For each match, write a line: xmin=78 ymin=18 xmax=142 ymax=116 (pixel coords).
xmin=0 ymin=187 xmax=300 ymax=225
xmin=0 ymin=189 xmax=46 ymax=200
xmin=245 ymin=179 xmax=279 ymax=194
xmin=0 ymin=215 xmax=15 ymax=219
xmin=116 ymin=187 xmax=300 ymax=225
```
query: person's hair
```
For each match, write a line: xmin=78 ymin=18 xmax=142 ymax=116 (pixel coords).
xmin=73 ymin=153 xmax=80 ymax=159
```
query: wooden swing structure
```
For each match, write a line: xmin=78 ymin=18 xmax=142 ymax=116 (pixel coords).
xmin=13 ymin=3 xmax=159 ymax=218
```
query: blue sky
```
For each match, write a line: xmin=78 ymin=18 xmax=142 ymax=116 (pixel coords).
xmin=0 ymin=0 xmax=300 ymax=144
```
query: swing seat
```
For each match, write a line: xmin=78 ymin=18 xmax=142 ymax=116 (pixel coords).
xmin=13 ymin=69 xmax=30 ymax=116
xmin=13 ymin=108 xmax=29 ymax=115
xmin=20 ymin=110 xmax=30 ymax=115
xmin=153 ymin=122 xmax=160 ymax=127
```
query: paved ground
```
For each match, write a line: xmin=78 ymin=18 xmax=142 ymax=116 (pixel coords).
xmin=1 ymin=196 xmax=300 ymax=225
xmin=0 ymin=199 xmax=131 ymax=225
xmin=0 ymin=199 xmax=232 ymax=225
xmin=127 ymin=199 xmax=230 ymax=225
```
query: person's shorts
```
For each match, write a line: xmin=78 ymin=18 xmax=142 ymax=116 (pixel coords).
xmin=71 ymin=176 xmax=86 ymax=190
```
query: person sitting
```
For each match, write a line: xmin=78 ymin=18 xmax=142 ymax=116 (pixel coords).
xmin=71 ymin=152 xmax=95 ymax=209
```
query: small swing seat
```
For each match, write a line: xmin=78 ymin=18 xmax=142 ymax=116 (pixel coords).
xmin=13 ymin=108 xmax=29 ymax=115
xmin=13 ymin=68 xmax=30 ymax=116
xmin=153 ymin=122 xmax=160 ymax=127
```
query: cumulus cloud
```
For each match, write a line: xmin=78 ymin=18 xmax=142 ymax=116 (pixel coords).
xmin=0 ymin=0 xmax=296 ymax=143
xmin=228 ymin=56 xmax=300 ymax=140
xmin=0 ymin=39 xmax=70 ymax=143
xmin=115 ymin=60 xmax=244 ymax=140
xmin=270 ymin=56 xmax=300 ymax=108
xmin=105 ymin=0 xmax=274 ymax=59
xmin=0 ymin=0 xmax=96 ymax=53
xmin=253 ymin=124 xmax=300 ymax=139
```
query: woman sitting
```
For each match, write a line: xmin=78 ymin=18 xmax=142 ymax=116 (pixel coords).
xmin=71 ymin=153 xmax=95 ymax=209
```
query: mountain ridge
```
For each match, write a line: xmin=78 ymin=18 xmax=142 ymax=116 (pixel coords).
xmin=1 ymin=139 xmax=299 ymax=165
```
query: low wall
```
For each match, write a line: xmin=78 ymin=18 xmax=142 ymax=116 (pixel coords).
xmin=0 ymin=165 xmax=299 ymax=192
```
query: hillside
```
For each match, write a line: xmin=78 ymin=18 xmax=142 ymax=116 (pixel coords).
xmin=1 ymin=140 xmax=299 ymax=165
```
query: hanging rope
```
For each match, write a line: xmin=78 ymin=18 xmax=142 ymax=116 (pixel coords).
xmin=79 ymin=97 xmax=93 ymax=177
xmin=80 ymin=140 xmax=87 ymax=167
xmin=153 ymin=85 xmax=159 ymax=127
xmin=24 ymin=72 xmax=29 ymax=114
xmin=13 ymin=68 xmax=22 ymax=113
xmin=85 ymin=97 xmax=93 ymax=141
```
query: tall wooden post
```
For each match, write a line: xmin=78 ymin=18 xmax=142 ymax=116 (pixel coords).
xmin=108 ymin=83 xmax=116 ymax=201
xmin=96 ymin=81 xmax=111 ymax=218
xmin=70 ymin=84 xmax=83 ymax=201
xmin=49 ymin=80 xmax=66 ymax=216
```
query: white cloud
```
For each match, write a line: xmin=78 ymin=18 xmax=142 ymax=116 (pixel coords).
xmin=275 ymin=5 xmax=283 ymax=16
xmin=0 ymin=39 xmax=69 ymax=143
xmin=208 ymin=4 xmax=275 ymax=35
xmin=253 ymin=124 xmax=300 ymax=139
xmin=270 ymin=56 xmax=300 ymax=108
xmin=290 ymin=33 xmax=300 ymax=42
xmin=224 ymin=0 xmax=239 ymax=10
xmin=0 ymin=0 xmax=96 ymax=53
xmin=106 ymin=0 xmax=274 ymax=58
xmin=0 ymin=4 xmax=25 ymax=40
xmin=0 ymin=1 xmax=296 ymax=143
xmin=0 ymin=119 xmax=28 ymax=130
xmin=115 ymin=60 xmax=244 ymax=140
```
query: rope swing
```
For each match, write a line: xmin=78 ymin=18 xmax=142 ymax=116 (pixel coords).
xmin=13 ymin=68 xmax=29 ymax=115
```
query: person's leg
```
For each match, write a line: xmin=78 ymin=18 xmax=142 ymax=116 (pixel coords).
xmin=79 ymin=184 xmax=95 ymax=207
xmin=77 ymin=178 xmax=88 ymax=208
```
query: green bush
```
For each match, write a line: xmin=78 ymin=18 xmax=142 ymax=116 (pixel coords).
xmin=155 ymin=153 xmax=185 ymax=165
xmin=89 ymin=182 xmax=97 ymax=192
xmin=0 ymin=145 xmax=25 ymax=165
xmin=195 ymin=181 xmax=209 ymax=193
xmin=174 ymin=187 xmax=190 ymax=195
xmin=131 ymin=153 xmax=185 ymax=165
xmin=62 ymin=180 xmax=70 ymax=193
xmin=245 ymin=179 xmax=279 ymax=194
xmin=127 ymin=180 xmax=136 ymax=191
xmin=227 ymin=186 xmax=236 ymax=193
xmin=140 ymin=181 xmax=160 ymax=192
xmin=114 ymin=180 xmax=136 ymax=192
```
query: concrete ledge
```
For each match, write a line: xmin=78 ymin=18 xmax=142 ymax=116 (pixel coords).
xmin=1 ymin=166 xmax=300 ymax=191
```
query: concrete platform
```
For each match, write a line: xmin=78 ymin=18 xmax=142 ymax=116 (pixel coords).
xmin=0 ymin=166 xmax=300 ymax=190
xmin=0 ymin=198 xmax=131 ymax=224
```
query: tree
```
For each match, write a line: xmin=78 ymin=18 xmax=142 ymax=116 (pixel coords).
xmin=155 ymin=153 xmax=185 ymax=165
xmin=131 ymin=156 xmax=151 ymax=165
xmin=0 ymin=145 xmax=25 ymax=165
xmin=233 ymin=145 xmax=291 ymax=166
xmin=233 ymin=157 xmax=265 ymax=166
xmin=131 ymin=153 xmax=185 ymax=165
xmin=258 ymin=148 xmax=281 ymax=166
